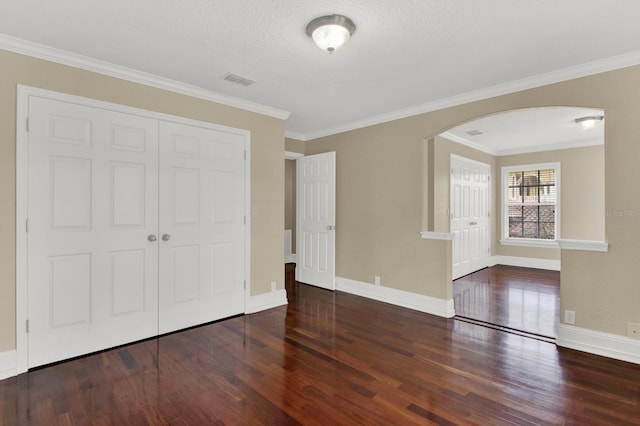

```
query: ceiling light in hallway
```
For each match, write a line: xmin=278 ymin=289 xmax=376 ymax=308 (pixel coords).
xmin=574 ymin=115 xmax=604 ymax=129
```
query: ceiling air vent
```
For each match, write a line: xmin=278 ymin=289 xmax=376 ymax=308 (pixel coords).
xmin=222 ymin=73 xmax=255 ymax=87
xmin=465 ymin=130 xmax=484 ymax=136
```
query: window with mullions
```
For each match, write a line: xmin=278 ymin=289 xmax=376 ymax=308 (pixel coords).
xmin=502 ymin=163 xmax=559 ymax=242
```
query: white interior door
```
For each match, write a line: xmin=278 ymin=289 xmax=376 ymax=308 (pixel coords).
xmin=451 ymin=155 xmax=490 ymax=280
xmin=27 ymin=97 xmax=159 ymax=368
xmin=158 ymin=121 xmax=245 ymax=334
xmin=296 ymin=152 xmax=336 ymax=290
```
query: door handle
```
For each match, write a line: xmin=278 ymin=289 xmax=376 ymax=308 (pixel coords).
xmin=162 ymin=233 xmax=171 ymax=241
xmin=148 ymin=234 xmax=157 ymax=242
xmin=327 ymin=225 xmax=336 ymax=231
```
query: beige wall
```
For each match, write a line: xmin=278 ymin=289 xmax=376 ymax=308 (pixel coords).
xmin=306 ymin=124 xmax=451 ymax=299
xmin=306 ymin=65 xmax=640 ymax=337
xmin=285 ymin=137 xmax=305 ymax=154
xmin=0 ymin=49 xmax=286 ymax=352
xmin=284 ymin=159 xmax=296 ymax=253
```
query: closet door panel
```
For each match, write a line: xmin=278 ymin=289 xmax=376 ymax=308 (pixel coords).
xmin=27 ymin=97 xmax=159 ymax=368
xmin=158 ymin=121 xmax=245 ymax=334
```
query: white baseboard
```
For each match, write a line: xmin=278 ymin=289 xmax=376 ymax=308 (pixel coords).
xmin=490 ymin=255 xmax=560 ymax=271
xmin=246 ymin=289 xmax=288 ymax=314
xmin=336 ymin=277 xmax=455 ymax=318
xmin=557 ymin=324 xmax=640 ymax=365
xmin=0 ymin=350 xmax=16 ymax=380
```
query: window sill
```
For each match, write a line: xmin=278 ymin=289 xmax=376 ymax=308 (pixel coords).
xmin=558 ymin=239 xmax=608 ymax=252
xmin=500 ymin=238 xmax=559 ymax=249
xmin=500 ymin=238 xmax=609 ymax=252
xmin=420 ymin=231 xmax=453 ymax=241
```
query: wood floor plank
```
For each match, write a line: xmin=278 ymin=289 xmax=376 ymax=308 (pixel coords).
xmin=453 ymin=265 xmax=560 ymax=337
xmin=2 ymin=280 xmax=640 ymax=424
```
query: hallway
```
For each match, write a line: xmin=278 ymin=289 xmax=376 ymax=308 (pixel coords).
xmin=453 ymin=265 xmax=560 ymax=339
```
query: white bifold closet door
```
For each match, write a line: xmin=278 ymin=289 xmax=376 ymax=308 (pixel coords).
xmin=26 ymin=96 xmax=245 ymax=368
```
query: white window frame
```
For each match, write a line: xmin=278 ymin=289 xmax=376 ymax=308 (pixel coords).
xmin=500 ymin=162 xmax=561 ymax=248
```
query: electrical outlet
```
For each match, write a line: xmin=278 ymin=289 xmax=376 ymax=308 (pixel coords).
xmin=564 ymin=310 xmax=576 ymax=325
xmin=374 ymin=276 xmax=381 ymax=286
xmin=627 ymin=322 xmax=640 ymax=339
xmin=271 ymin=281 xmax=276 ymax=292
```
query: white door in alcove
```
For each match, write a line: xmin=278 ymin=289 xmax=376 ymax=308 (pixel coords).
xmin=451 ymin=155 xmax=491 ymax=280
xmin=296 ymin=152 xmax=336 ymax=290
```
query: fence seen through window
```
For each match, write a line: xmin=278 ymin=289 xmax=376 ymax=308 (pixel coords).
xmin=506 ymin=168 xmax=556 ymax=239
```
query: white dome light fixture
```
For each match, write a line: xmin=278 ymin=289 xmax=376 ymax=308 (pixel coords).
xmin=574 ymin=115 xmax=604 ymax=129
xmin=306 ymin=14 xmax=356 ymax=53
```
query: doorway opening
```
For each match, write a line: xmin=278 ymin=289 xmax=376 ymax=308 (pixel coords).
xmin=453 ymin=265 xmax=559 ymax=340
xmin=431 ymin=106 xmax=605 ymax=339
xmin=284 ymin=152 xmax=302 ymax=296
xmin=283 ymin=151 xmax=337 ymax=295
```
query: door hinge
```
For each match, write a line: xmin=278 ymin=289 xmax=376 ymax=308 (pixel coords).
xmin=244 ymin=151 xmax=247 ymax=160
xmin=244 ymin=280 xmax=246 ymax=289
xmin=26 ymin=117 xmax=29 ymax=132
xmin=25 ymin=219 xmax=29 ymax=233
xmin=451 ymin=167 xmax=454 ymax=175
xmin=244 ymin=216 xmax=246 ymax=225
xmin=26 ymin=320 xmax=29 ymax=333
xmin=487 ymin=247 xmax=491 ymax=254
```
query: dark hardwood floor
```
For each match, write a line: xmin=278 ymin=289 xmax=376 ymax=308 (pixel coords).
xmin=453 ymin=265 xmax=560 ymax=338
xmin=2 ymin=280 xmax=639 ymax=425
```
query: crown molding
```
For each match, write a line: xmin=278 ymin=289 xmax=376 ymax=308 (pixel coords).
xmin=284 ymin=130 xmax=307 ymax=141
xmin=302 ymin=49 xmax=640 ymax=141
xmin=7 ymin=32 xmax=639 ymax=140
xmin=0 ymin=34 xmax=291 ymax=121
xmin=439 ymin=131 xmax=498 ymax=156
xmin=496 ymin=137 xmax=604 ymax=156
xmin=440 ymin=132 xmax=603 ymax=157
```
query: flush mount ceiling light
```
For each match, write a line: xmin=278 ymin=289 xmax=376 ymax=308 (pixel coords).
xmin=574 ymin=115 xmax=604 ymax=129
xmin=306 ymin=14 xmax=356 ymax=53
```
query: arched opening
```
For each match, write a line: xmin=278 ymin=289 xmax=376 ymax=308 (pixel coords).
xmin=424 ymin=106 xmax=605 ymax=338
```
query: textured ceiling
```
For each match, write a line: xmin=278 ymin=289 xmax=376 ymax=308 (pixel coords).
xmin=1 ymin=0 xmax=640 ymax=144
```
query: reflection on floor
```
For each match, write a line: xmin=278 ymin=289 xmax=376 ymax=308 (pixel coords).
xmin=4 ymin=281 xmax=640 ymax=424
xmin=453 ymin=265 xmax=560 ymax=338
